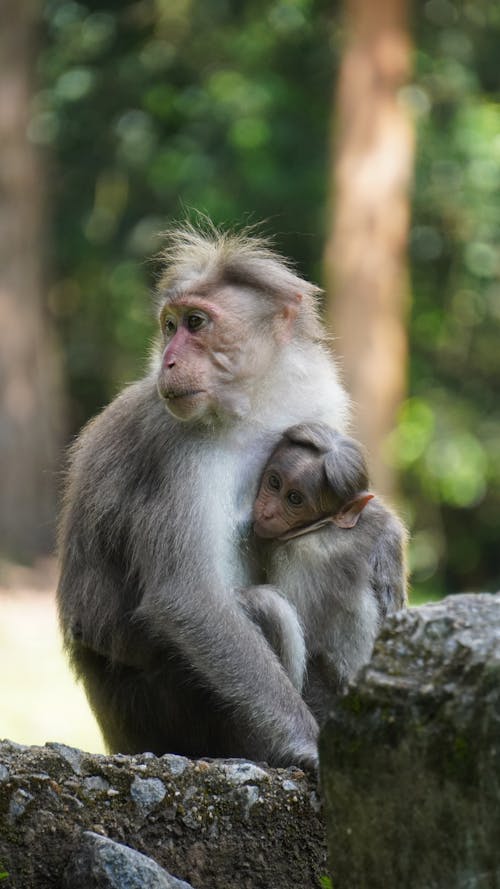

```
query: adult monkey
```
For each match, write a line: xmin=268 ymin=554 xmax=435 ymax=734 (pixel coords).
xmin=57 ymin=223 xmax=353 ymax=770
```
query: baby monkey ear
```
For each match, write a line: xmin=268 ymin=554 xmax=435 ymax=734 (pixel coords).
xmin=275 ymin=293 xmax=302 ymax=343
xmin=332 ymin=493 xmax=374 ymax=529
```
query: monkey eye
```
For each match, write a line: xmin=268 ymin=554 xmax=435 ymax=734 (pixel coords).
xmin=163 ymin=316 xmax=177 ymax=336
xmin=268 ymin=473 xmax=281 ymax=491
xmin=186 ymin=312 xmax=207 ymax=332
xmin=287 ymin=490 xmax=303 ymax=507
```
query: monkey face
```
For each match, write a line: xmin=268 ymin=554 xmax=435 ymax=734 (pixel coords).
xmin=254 ymin=439 xmax=375 ymax=539
xmin=253 ymin=476 xmax=306 ymax=538
xmin=253 ymin=440 xmax=349 ymax=539
xmin=253 ymin=458 xmax=323 ymax=539
xmin=156 ymin=287 xmax=279 ymax=422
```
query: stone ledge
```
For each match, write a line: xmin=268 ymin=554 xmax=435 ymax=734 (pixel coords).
xmin=320 ymin=592 xmax=500 ymax=889
xmin=0 ymin=740 xmax=324 ymax=889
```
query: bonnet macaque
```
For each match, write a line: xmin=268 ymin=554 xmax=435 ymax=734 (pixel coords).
xmin=57 ymin=222 xmax=403 ymax=769
xmin=244 ymin=422 xmax=407 ymax=721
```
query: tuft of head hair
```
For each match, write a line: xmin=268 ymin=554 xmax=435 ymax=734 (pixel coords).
xmin=156 ymin=218 xmax=324 ymax=341
xmin=284 ymin=423 xmax=369 ymax=503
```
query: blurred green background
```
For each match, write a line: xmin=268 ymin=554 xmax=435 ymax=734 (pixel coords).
xmin=35 ymin=0 xmax=499 ymax=599
xmin=0 ymin=0 xmax=499 ymax=749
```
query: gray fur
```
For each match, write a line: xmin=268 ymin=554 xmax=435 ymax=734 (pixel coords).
xmin=252 ymin=425 xmax=408 ymax=724
xmin=57 ymin=224 xmax=405 ymax=768
xmin=237 ymin=586 xmax=306 ymax=692
xmin=157 ymin=221 xmax=324 ymax=342
xmin=57 ymin=224 xmax=350 ymax=770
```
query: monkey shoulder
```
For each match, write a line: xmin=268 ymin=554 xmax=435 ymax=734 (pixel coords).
xmin=59 ymin=379 xmax=184 ymax=560
xmin=57 ymin=379 xmax=194 ymax=630
xmin=68 ymin=379 xmax=181 ymax=493
xmin=363 ymin=499 xmax=407 ymax=552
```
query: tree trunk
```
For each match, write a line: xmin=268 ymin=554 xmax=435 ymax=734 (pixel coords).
xmin=324 ymin=0 xmax=414 ymax=500
xmin=0 ymin=0 xmax=63 ymax=560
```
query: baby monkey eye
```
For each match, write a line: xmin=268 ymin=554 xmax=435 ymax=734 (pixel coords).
xmin=187 ymin=313 xmax=207 ymax=331
xmin=287 ymin=490 xmax=303 ymax=506
xmin=268 ymin=473 xmax=281 ymax=491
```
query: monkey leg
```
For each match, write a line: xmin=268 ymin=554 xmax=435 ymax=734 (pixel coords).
xmin=68 ymin=640 xmax=279 ymax=761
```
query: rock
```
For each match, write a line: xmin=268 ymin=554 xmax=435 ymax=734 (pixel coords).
xmin=8 ymin=593 xmax=497 ymax=888
xmin=0 ymin=742 xmax=325 ymax=888
xmin=130 ymin=776 xmax=166 ymax=815
xmin=320 ymin=592 xmax=500 ymax=889
xmin=47 ymin=742 xmax=84 ymax=775
xmin=63 ymin=831 xmax=193 ymax=888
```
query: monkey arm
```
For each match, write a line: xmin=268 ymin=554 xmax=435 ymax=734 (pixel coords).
xmin=236 ymin=585 xmax=307 ymax=692
xmin=134 ymin=576 xmax=319 ymax=769
xmin=58 ymin=543 xmax=319 ymax=768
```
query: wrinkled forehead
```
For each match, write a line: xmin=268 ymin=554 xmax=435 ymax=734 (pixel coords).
xmin=161 ymin=280 xmax=210 ymax=303
xmin=161 ymin=281 xmax=271 ymax=319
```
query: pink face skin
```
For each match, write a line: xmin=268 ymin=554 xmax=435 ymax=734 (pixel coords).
xmin=156 ymin=296 xmax=225 ymax=420
xmin=253 ymin=444 xmax=374 ymax=539
xmin=253 ymin=448 xmax=333 ymax=539
xmin=156 ymin=288 xmax=290 ymax=422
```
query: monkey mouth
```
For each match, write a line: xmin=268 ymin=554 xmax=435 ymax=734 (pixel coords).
xmin=253 ymin=520 xmax=280 ymax=540
xmin=163 ymin=389 xmax=204 ymax=401
xmin=159 ymin=385 xmax=210 ymax=420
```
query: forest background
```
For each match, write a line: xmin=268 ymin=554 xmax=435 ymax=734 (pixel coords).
xmin=0 ymin=0 xmax=499 ymax=749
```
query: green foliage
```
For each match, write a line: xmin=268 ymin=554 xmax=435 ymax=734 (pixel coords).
xmin=38 ymin=0 xmax=338 ymax=428
xmin=37 ymin=0 xmax=500 ymax=596
xmin=403 ymin=0 xmax=500 ymax=594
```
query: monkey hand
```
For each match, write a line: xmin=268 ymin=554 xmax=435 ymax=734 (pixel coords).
xmin=292 ymin=741 xmax=319 ymax=774
xmin=273 ymin=704 xmax=320 ymax=773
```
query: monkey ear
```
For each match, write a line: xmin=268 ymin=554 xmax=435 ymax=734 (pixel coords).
xmin=275 ymin=293 xmax=302 ymax=343
xmin=332 ymin=493 xmax=374 ymax=529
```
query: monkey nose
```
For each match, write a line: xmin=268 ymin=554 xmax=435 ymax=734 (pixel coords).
xmin=162 ymin=353 xmax=176 ymax=369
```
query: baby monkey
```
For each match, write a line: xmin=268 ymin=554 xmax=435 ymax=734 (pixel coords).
xmin=241 ymin=423 xmax=407 ymax=722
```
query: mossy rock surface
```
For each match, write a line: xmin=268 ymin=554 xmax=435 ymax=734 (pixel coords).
xmin=320 ymin=592 xmax=500 ymax=889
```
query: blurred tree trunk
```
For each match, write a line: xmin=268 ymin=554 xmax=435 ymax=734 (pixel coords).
xmin=0 ymin=0 xmax=63 ymax=561
xmin=324 ymin=0 xmax=414 ymax=500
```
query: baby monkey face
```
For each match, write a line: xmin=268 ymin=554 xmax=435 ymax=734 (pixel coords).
xmin=253 ymin=446 xmax=335 ymax=539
